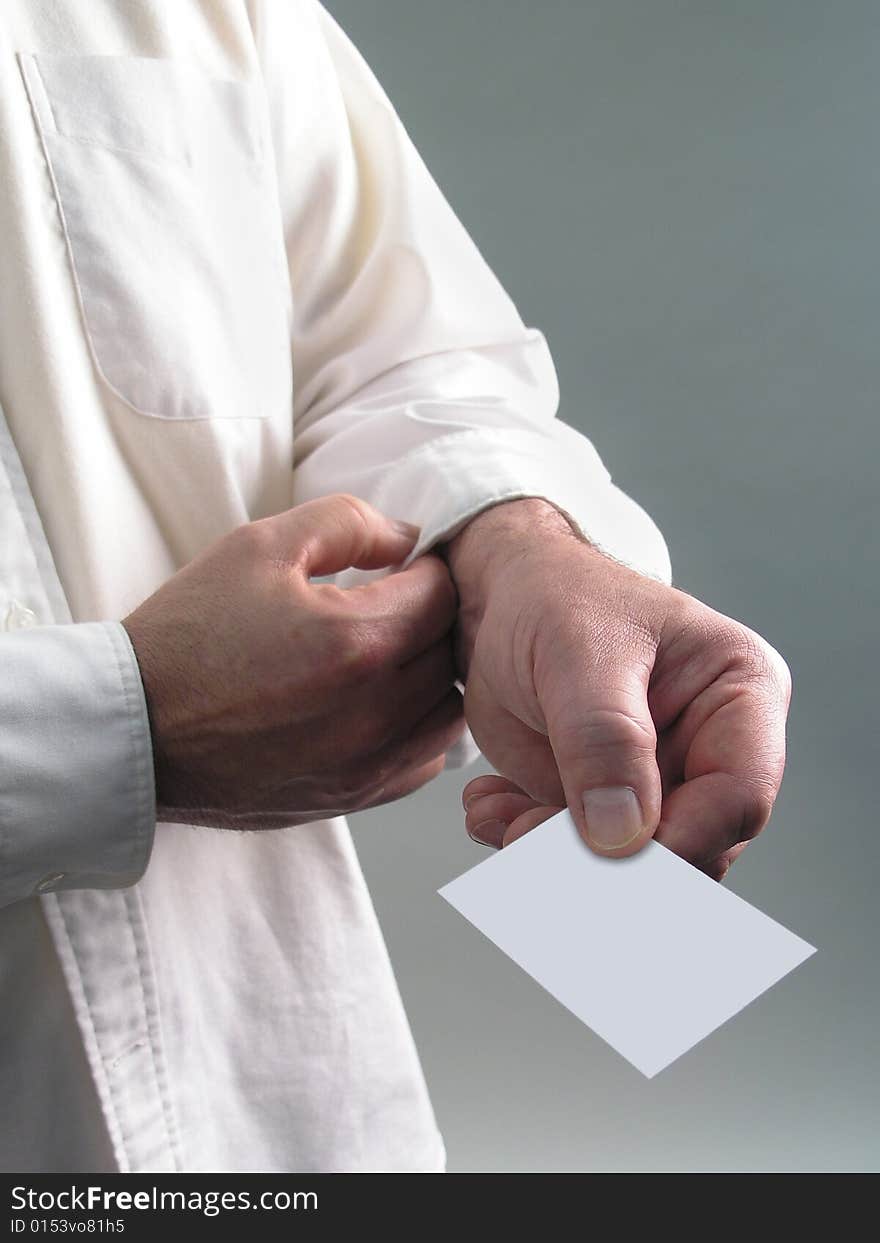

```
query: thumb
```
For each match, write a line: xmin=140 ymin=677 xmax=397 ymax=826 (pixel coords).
xmin=541 ymin=634 xmax=662 ymax=857
xmin=277 ymin=493 xmax=421 ymax=578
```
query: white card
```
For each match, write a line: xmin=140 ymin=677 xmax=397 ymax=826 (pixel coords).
xmin=439 ymin=809 xmax=815 ymax=1077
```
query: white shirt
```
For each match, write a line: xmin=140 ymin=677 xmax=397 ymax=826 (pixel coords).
xmin=0 ymin=0 xmax=672 ymax=1172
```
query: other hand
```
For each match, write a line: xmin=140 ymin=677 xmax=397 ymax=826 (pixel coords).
xmin=123 ymin=493 xmax=466 ymax=829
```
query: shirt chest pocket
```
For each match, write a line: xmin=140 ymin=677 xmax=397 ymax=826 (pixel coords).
xmin=18 ymin=52 xmax=291 ymax=421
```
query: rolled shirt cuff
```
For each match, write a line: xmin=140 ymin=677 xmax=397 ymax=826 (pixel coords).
xmin=332 ymin=424 xmax=673 ymax=589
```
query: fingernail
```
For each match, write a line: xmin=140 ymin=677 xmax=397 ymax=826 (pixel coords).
xmin=464 ymin=793 xmax=482 ymax=811
xmin=581 ymin=786 xmax=644 ymax=850
xmin=468 ymin=819 xmax=506 ymax=849
xmin=391 ymin=518 xmax=421 ymax=540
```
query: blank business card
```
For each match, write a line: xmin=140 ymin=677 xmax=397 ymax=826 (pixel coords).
xmin=439 ymin=809 xmax=816 ymax=1077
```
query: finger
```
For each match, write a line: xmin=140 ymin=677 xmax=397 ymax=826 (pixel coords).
xmin=713 ymin=840 xmax=751 ymax=881
xmin=655 ymin=728 xmax=686 ymax=797
xmin=259 ymin=493 xmax=422 ymax=577
xmin=369 ymin=685 xmax=467 ymax=782
xmin=307 ymin=687 xmax=465 ymax=818
xmin=540 ymin=627 xmax=662 ymax=858
xmin=655 ymin=771 xmax=773 ymax=870
xmin=351 ymin=553 xmax=459 ymax=665
xmin=378 ymin=638 xmax=457 ymax=731
xmin=464 ymin=789 xmax=543 ymax=838
xmin=462 ymin=664 xmax=566 ymax=806
xmin=467 ymin=803 xmax=563 ymax=850
xmin=360 ymin=753 xmax=449 ymax=813
xmin=461 ymin=773 xmax=561 ymax=848
xmin=462 ymin=774 xmax=526 ymax=811
xmin=501 ymin=805 xmax=561 ymax=848
xmin=656 ymin=671 xmax=787 ymax=863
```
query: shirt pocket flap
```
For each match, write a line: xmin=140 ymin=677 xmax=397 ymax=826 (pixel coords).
xmin=19 ymin=52 xmax=264 ymax=170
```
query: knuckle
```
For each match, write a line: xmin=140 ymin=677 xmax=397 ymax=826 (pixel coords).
xmin=718 ymin=625 xmax=791 ymax=695
xmin=331 ymin=492 xmax=372 ymax=534
xmin=739 ymin=778 xmax=777 ymax=838
xmin=762 ymin=641 xmax=793 ymax=701
xmin=708 ymin=856 xmax=732 ymax=883
xmin=371 ymin=755 xmax=406 ymax=798
xmin=329 ymin=764 xmax=375 ymax=810
xmin=718 ymin=624 xmax=767 ymax=669
xmin=336 ymin=783 xmax=369 ymax=813
xmin=329 ymin=617 xmax=386 ymax=680
xmin=347 ymin=754 xmax=409 ymax=810
xmin=393 ymin=753 xmax=447 ymax=800
xmin=557 ymin=706 xmax=657 ymax=756
xmin=407 ymin=756 xmax=447 ymax=796
xmin=227 ymin=519 xmax=268 ymax=557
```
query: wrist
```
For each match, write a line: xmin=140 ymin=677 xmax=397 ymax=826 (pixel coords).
xmin=439 ymin=496 xmax=587 ymax=589
xmin=120 ymin=613 xmax=184 ymax=821
xmin=437 ymin=497 xmax=589 ymax=682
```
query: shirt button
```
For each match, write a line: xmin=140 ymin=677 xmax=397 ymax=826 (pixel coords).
xmin=4 ymin=600 xmax=38 ymax=630
xmin=34 ymin=871 xmax=66 ymax=894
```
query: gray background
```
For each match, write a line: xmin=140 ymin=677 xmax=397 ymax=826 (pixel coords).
xmin=328 ymin=0 xmax=880 ymax=1172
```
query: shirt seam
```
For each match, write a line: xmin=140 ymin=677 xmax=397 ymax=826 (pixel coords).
xmin=47 ymin=896 xmax=128 ymax=1171
xmin=123 ymin=888 xmax=184 ymax=1172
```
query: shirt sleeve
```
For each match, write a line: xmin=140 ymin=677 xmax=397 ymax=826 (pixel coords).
xmin=256 ymin=0 xmax=673 ymax=591
xmin=0 ymin=619 xmax=156 ymax=909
